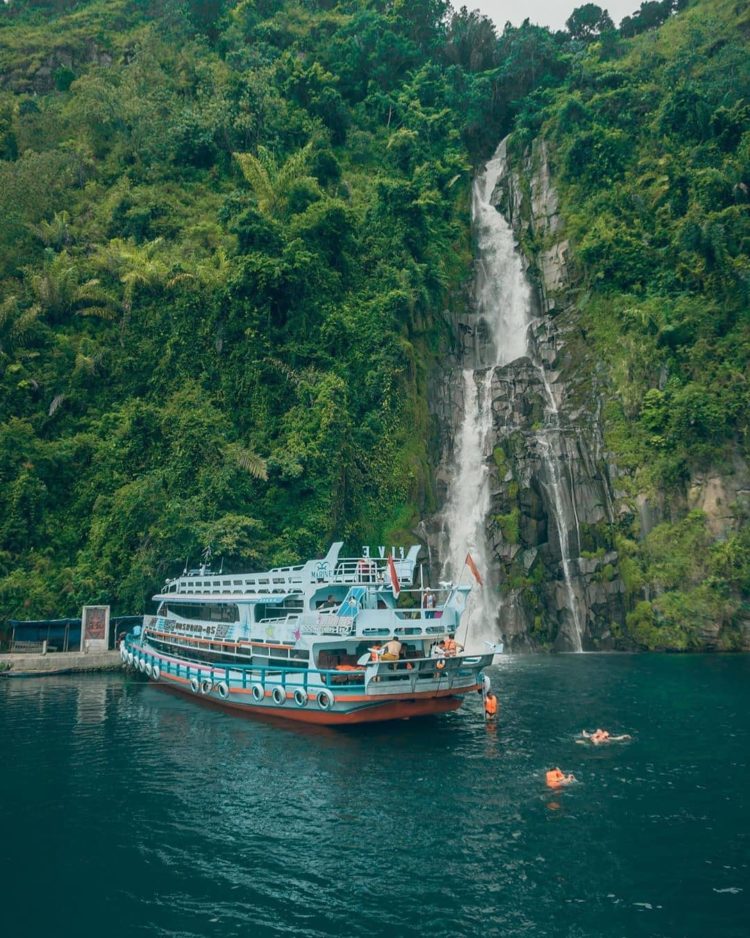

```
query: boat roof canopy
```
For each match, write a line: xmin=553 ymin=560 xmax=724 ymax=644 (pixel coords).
xmin=153 ymin=593 xmax=292 ymax=605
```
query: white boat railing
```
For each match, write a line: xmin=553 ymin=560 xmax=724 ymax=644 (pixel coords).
xmin=161 ymin=554 xmax=420 ymax=594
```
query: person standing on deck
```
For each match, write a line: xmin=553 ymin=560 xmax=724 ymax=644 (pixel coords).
xmin=444 ymin=634 xmax=463 ymax=656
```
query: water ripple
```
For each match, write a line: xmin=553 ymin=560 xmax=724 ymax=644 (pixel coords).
xmin=2 ymin=657 xmax=750 ymax=937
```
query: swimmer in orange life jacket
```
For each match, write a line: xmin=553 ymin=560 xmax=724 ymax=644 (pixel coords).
xmin=545 ymin=768 xmax=576 ymax=789
xmin=484 ymin=691 xmax=498 ymax=721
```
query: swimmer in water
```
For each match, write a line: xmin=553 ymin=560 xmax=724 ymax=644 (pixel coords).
xmin=546 ymin=767 xmax=576 ymax=789
xmin=580 ymin=728 xmax=631 ymax=745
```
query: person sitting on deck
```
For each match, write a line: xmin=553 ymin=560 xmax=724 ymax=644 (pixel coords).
xmin=431 ymin=640 xmax=446 ymax=670
xmin=381 ymin=637 xmax=402 ymax=661
xmin=398 ymin=644 xmax=414 ymax=670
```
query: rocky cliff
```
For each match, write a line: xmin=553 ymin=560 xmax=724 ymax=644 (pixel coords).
xmin=429 ymin=137 xmax=749 ymax=651
xmin=489 ymin=141 xmax=629 ymax=650
xmin=429 ymin=140 xmax=627 ymax=651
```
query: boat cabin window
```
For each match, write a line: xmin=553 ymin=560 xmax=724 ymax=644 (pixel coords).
xmin=314 ymin=593 xmax=341 ymax=609
xmin=316 ymin=646 xmax=360 ymax=670
xmin=164 ymin=602 xmax=239 ymax=623
xmin=253 ymin=599 xmax=302 ymax=623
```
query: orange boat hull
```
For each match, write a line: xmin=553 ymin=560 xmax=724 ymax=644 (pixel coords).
xmin=159 ymin=679 xmax=465 ymax=724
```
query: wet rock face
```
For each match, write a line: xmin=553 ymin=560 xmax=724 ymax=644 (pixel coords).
xmin=1 ymin=43 xmax=113 ymax=94
xmin=485 ymin=140 xmax=627 ymax=650
xmin=486 ymin=350 xmax=626 ymax=651
xmin=429 ymin=140 xmax=627 ymax=651
xmin=431 ymin=138 xmax=749 ymax=651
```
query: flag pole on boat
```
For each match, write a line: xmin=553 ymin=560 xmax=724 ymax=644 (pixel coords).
xmin=458 ymin=552 xmax=483 ymax=650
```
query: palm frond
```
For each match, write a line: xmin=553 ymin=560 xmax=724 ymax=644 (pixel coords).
xmin=226 ymin=443 xmax=268 ymax=480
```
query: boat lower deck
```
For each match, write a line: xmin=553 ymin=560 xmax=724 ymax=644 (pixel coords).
xmin=122 ymin=636 xmax=487 ymax=725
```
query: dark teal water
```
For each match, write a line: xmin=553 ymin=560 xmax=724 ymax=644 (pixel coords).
xmin=1 ymin=655 xmax=748 ymax=937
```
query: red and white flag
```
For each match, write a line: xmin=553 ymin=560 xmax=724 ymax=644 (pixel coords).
xmin=466 ymin=552 xmax=483 ymax=586
xmin=387 ymin=554 xmax=401 ymax=599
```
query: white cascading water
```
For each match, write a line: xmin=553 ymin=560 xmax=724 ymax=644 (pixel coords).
xmin=538 ymin=369 xmax=584 ymax=651
xmin=442 ymin=139 xmax=584 ymax=651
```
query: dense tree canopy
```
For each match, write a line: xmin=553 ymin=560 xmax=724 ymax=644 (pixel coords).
xmin=0 ymin=0 xmax=747 ymax=650
xmin=0 ymin=0 xmax=572 ymax=619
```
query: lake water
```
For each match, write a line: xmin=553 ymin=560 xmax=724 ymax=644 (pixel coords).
xmin=1 ymin=654 xmax=748 ymax=937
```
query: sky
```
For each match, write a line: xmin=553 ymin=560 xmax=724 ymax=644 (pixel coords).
xmin=471 ymin=1 xmax=640 ymax=32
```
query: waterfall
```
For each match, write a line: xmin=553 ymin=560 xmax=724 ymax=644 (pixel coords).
xmin=536 ymin=335 xmax=584 ymax=650
xmin=537 ymin=436 xmax=584 ymax=651
xmin=441 ymin=139 xmax=585 ymax=651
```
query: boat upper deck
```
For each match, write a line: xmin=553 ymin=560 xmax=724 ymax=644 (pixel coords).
xmin=155 ymin=543 xmax=421 ymax=601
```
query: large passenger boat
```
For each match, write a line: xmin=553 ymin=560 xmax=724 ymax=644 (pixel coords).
xmin=121 ymin=543 xmax=496 ymax=725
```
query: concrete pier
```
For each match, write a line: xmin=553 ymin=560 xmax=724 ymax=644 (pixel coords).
xmin=0 ymin=650 xmax=122 ymax=677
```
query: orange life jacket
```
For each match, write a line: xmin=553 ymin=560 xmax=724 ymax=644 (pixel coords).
xmin=485 ymin=695 xmax=498 ymax=715
xmin=444 ymin=637 xmax=457 ymax=655
xmin=546 ymin=768 xmax=565 ymax=788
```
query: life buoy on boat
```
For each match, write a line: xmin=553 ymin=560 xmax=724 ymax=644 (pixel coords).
xmin=145 ymin=662 xmax=153 ymax=678
xmin=293 ymin=689 xmax=308 ymax=708
xmin=216 ymin=681 xmax=229 ymax=700
xmin=152 ymin=664 xmax=160 ymax=681
xmin=251 ymin=683 xmax=265 ymax=702
xmin=317 ymin=689 xmax=334 ymax=711
xmin=272 ymin=686 xmax=286 ymax=706
xmin=190 ymin=677 xmax=200 ymax=694
xmin=200 ymin=678 xmax=213 ymax=695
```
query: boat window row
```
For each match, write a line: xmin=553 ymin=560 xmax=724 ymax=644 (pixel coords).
xmin=164 ymin=602 xmax=240 ymax=623
xmin=254 ymin=599 xmax=303 ymax=621
xmin=146 ymin=634 xmax=310 ymax=668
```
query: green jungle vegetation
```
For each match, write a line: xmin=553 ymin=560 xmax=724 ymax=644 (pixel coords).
xmin=0 ymin=0 xmax=747 ymax=649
